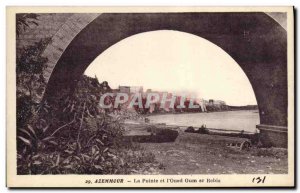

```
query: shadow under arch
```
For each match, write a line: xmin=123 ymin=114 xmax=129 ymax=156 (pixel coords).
xmin=44 ymin=12 xmax=287 ymax=129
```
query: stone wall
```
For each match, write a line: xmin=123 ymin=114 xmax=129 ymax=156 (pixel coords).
xmin=16 ymin=13 xmax=73 ymax=50
xmin=16 ymin=13 xmax=101 ymax=83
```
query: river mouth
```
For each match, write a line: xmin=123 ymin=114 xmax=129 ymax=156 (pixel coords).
xmin=146 ymin=110 xmax=260 ymax=133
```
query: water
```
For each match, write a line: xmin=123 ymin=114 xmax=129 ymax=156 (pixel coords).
xmin=147 ymin=110 xmax=260 ymax=133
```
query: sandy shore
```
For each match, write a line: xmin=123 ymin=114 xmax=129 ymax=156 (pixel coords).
xmin=142 ymin=131 xmax=288 ymax=174
xmin=123 ymin=122 xmax=288 ymax=174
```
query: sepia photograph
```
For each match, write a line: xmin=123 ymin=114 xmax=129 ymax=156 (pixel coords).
xmin=6 ymin=6 xmax=294 ymax=188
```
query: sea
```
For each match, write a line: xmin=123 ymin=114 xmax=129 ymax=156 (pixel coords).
xmin=147 ymin=110 xmax=260 ymax=133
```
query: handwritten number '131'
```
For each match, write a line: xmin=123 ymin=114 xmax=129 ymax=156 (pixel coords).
xmin=252 ymin=176 xmax=266 ymax=184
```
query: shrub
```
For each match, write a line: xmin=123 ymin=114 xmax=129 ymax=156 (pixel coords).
xmin=15 ymin=34 xmax=161 ymax=174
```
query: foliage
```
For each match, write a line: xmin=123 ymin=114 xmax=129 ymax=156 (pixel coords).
xmin=16 ymin=38 xmax=51 ymax=129
xmin=17 ymin=38 xmax=50 ymax=74
xmin=16 ymin=13 xmax=39 ymax=37
xmin=16 ymin=38 xmax=159 ymax=174
xmin=17 ymin=74 xmax=159 ymax=174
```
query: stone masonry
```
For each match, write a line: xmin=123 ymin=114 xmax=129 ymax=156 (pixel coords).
xmin=16 ymin=13 xmax=101 ymax=83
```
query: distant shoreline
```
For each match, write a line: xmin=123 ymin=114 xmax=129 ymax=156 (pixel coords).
xmin=144 ymin=108 xmax=259 ymax=117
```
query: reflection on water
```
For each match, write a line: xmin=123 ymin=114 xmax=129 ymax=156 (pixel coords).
xmin=147 ymin=110 xmax=260 ymax=133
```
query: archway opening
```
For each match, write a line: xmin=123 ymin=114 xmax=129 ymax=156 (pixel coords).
xmin=84 ymin=30 xmax=259 ymax=132
xmin=43 ymin=13 xmax=287 ymax=128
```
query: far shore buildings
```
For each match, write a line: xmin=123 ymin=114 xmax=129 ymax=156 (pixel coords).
xmin=118 ymin=86 xmax=130 ymax=93
xmin=206 ymin=99 xmax=228 ymax=111
xmin=129 ymin=86 xmax=143 ymax=93
xmin=109 ymin=85 xmax=227 ymax=113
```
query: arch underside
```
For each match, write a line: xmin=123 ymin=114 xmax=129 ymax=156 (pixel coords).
xmin=44 ymin=13 xmax=287 ymax=126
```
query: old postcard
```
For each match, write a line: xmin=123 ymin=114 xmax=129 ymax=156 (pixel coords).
xmin=6 ymin=6 xmax=294 ymax=188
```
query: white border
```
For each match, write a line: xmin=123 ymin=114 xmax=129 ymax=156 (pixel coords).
xmin=1 ymin=1 xmax=298 ymax=193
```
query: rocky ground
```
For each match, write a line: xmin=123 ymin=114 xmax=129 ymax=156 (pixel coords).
xmin=138 ymin=130 xmax=288 ymax=174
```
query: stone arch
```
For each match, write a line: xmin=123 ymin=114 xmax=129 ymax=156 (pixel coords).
xmin=42 ymin=13 xmax=287 ymax=132
xmin=42 ymin=13 xmax=101 ymax=82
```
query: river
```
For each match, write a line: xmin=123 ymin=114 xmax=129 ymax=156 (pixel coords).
xmin=147 ymin=110 xmax=260 ymax=133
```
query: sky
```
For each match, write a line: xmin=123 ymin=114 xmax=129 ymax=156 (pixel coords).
xmin=84 ymin=30 xmax=257 ymax=106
